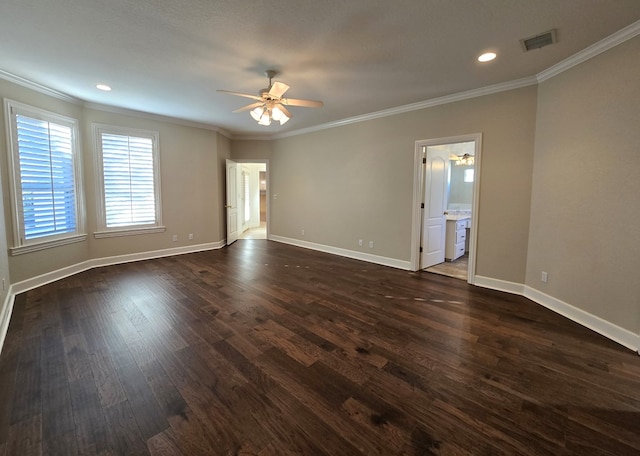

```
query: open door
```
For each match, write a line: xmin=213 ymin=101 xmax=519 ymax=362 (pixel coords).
xmin=420 ymin=146 xmax=450 ymax=268
xmin=225 ymin=159 xmax=239 ymax=245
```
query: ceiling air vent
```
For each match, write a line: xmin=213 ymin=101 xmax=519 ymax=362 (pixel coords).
xmin=520 ymin=29 xmax=557 ymax=52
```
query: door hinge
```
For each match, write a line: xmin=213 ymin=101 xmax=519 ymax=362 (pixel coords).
xmin=421 ymin=203 xmax=424 ymax=209
xmin=422 ymin=157 xmax=426 ymax=164
xmin=419 ymin=246 xmax=423 ymax=252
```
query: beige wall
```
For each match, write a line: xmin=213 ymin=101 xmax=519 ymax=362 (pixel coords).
xmin=0 ymin=80 xmax=225 ymax=283
xmin=83 ymin=108 xmax=222 ymax=260
xmin=233 ymin=86 xmax=537 ymax=283
xmin=526 ymin=36 xmax=640 ymax=333
xmin=216 ymin=134 xmax=231 ymax=238
xmin=232 ymin=139 xmax=274 ymax=160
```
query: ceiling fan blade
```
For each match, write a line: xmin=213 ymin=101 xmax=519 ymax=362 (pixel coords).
xmin=217 ymin=89 xmax=262 ymax=101
xmin=268 ymin=81 xmax=289 ymax=98
xmin=282 ymin=98 xmax=324 ymax=108
xmin=232 ymin=101 xmax=264 ymax=113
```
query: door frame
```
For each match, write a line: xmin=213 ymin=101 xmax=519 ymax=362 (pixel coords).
xmin=225 ymin=159 xmax=240 ymax=245
xmin=410 ymin=133 xmax=482 ymax=284
xmin=229 ymin=159 xmax=270 ymax=240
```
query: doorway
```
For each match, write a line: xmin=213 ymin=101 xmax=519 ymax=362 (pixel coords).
xmin=410 ymin=134 xmax=482 ymax=283
xmin=225 ymin=159 xmax=269 ymax=244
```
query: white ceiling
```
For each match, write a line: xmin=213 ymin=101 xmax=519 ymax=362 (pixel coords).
xmin=2 ymin=0 xmax=639 ymax=137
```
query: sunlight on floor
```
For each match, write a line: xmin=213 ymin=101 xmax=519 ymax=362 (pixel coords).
xmin=239 ymin=222 xmax=267 ymax=240
xmin=425 ymin=255 xmax=468 ymax=280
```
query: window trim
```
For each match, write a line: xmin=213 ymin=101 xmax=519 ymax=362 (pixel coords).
xmin=92 ymin=123 xmax=164 ymax=238
xmin=4 ymin=99 xmax=86 ymax=255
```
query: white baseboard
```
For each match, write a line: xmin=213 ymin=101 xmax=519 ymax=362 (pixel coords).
xmin=11 ymin=240 xmax=226 ymax=295
xmin=524 ymin=286 xmax=639 ymax=352
xmin=474 ymin=275 xmax=638 ymax=352
xmin=269 ymin=235 xmax=412 ymax=270
xmin=1 ymin=241 xmax=226 ymax=354
xmin=474 ymin=275 xmax=526 ymax=295
xmin=0 ymin=287 xmax=15 ymax=355
xmin=87 ymin=240 xmax=226 ymax=270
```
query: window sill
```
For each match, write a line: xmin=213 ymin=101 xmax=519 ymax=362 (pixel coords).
xmin=93 ymin=226 xmax=166 ymax=239
xmin=10 ymin=234 xmax=87 ymax=256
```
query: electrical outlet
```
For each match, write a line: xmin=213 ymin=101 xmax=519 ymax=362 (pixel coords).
xmin=369 ymin=241 xmax=374 ymax=249
xmin=358 ymin=239 xmax=363 ymax=247
xmin=541 ymin=271 xmax=548 ymax=283
xmin=301 ymin=229 xmax=305 ymax=236
xmin=172 ymin=234 xmax=178 ymax=242
xmin=188 ymin=233 xmax=194 ymax=240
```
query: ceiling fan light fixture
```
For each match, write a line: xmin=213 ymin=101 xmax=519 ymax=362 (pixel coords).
xmin=218 ymin=69 xmax=323 ymax=127
xmin=258 ymin=112 xmax=272 ymax=126
xmin=278 ymin=113 xmax=290 ymax=125
xmin=250 ymin=106 xmax=264 ymax=121
xmin=272 ymin=106 xmax=284 ymax=121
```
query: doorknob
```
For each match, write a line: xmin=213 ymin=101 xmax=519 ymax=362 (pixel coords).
xmin=225 ymin=204 xmax=233 ymax=208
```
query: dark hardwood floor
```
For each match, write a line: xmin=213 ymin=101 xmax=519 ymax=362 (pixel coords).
xmin=1 ymin=240 xmax=639 ymax=455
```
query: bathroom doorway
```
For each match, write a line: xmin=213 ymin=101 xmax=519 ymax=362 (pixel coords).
xmin=410 ymin=134 xmax=482 ymax=284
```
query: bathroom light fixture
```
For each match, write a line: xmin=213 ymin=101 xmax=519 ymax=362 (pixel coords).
xmin=455 ymin=153 xmax=474 ymax=166
xmin=96 ymin=84 xmax=112 ymax=91
xmin=478 ymin=52 xmax=496 ymax=62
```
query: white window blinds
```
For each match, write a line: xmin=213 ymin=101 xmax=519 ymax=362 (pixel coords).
xmin=100 ymin=133 xmax=156 ymax=227
xmin=15 ymin=114 xmax=77 ymax=240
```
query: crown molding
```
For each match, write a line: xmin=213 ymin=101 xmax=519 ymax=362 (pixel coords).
xmin=537 ymin=19 xmax=640 ymax=83
xmin=270 ymin=76 xmax=538 ymax=140
xmin=0 ymin=70 xmax=232 ymax=136
xmin=231 ymin=133 xmax=277 ymax=141
xmin=82 ymin=101 xmax=230 ymax=136
xmin=0 ymin=69 xmax=82 ymax=104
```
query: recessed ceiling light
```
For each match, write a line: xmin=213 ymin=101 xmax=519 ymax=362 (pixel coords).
xmin=478 ymin=52 xmax=497 ymax=63
xmin=96 ymin=84 xmax=112 ymax=91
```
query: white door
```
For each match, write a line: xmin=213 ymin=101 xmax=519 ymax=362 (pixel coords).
xmin=420 ymin=147 xmax=450 ymax=268
xmin=225 ymin=159 xmax=239 ymax=245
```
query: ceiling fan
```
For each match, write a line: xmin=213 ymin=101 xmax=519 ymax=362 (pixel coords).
xmin=217 ymin=70 xmax=323 ymax=126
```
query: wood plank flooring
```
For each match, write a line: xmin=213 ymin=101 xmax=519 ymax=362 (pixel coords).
xmin=1 ymin=240 xmax=640 ymax=455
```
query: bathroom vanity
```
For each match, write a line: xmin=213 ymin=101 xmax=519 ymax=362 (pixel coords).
xmin=445 ymin=215 xmax=470 ymax=261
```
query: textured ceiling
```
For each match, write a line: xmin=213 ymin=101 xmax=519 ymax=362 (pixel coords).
xmin=1 ymin=0 xmax=639 ymax=137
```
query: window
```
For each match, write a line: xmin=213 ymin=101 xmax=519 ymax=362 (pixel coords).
xmin=464 ymin=168 xmax=474 ymax=183
xmin=93 ymin=124 xmax=164 ymax=237
xmin=5 ymin=100 xmax=85 ymax=254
